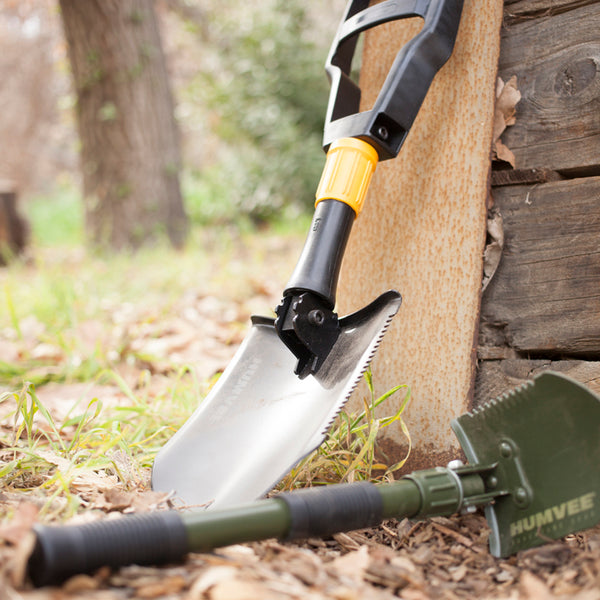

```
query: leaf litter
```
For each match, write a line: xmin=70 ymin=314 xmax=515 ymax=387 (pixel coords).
xmin=0 ymin=234 xmax=599 ymax=599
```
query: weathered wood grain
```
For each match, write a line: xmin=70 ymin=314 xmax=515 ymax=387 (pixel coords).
xmin=498 ymin=3 xmax=600 ymax=173
xmin=475 ymin=359 xmax=600 ymax=407
xmin=491 ymin=167 xmax=563 ymax=187
xmin=337 ymin=1 xmax=504 ymax=467
xmin=503 ymin=0 xmax=597 ymax=23
xmin=478 ymin=3 xmax=600 ymax=411
xmin=481 ymin=176 xmax=600 ymax=356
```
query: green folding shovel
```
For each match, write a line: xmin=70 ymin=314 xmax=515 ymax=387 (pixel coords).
xmin=28 ymin=372 xmax=600 ymax=587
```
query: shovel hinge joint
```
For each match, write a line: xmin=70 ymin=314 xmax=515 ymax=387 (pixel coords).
xmin=403 ymin=462 xmax=522 ymax=519
xmin=493 ymin=437 xmax=533 ymax=509
xmin=448 ymin=462 xmax=505 ymax=510
xmin=274 ymin=292 xmax=341 ymax=379
xmin=446 ymin=446 xmax=534 ymax=511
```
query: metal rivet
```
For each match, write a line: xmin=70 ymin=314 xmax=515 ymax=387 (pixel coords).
xmin=499 ymin=442 xmax=513 ymax=458
xmin=486 ymin=476 xmax=498 ymax=490
xmin=308 ymin=309 xmax=325 ymax=326
xmin=515 ymin=487 xmax=529 ymax=504
xmin=377 ymin=126 xmax=389 ymax=140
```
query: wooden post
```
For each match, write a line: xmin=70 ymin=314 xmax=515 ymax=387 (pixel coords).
xmin=337 ymin=1 xmax=504 ymax=470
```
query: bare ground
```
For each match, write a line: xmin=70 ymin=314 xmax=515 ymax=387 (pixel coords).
xmin=0 ymin=234 xmax=599 ymax=599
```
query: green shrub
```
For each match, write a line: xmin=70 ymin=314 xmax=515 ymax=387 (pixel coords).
xmin=187 ymin=0 xmax=331 ymax=221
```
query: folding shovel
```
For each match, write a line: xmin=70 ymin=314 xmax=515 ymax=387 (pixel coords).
xmin=28 ymin=372 xmax=600 ymax=586
xmin=152 ymin=0 xmax=465 ymax=510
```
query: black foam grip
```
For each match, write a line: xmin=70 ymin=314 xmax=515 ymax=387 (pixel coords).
xmin=279 ymin=481 xmax=383 ymax=540
xmin=28 ymin=511 xmax=188 ymax=588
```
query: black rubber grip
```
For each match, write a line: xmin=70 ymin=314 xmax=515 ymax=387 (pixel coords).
xmin=28 ymin=511 xmax=188 ymax=588
xmin=279 ymin=481 xmax=383 ymax=540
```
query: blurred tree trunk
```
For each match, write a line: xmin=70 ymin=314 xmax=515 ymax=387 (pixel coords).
xmin=0 ymin=184 xmax=29 ymax=265
xmin=59 ymin=0 xmax=188 ymax=250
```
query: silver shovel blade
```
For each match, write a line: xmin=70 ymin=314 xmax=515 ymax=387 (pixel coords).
xmin=152 ymin=290 xmax=401 ymax=509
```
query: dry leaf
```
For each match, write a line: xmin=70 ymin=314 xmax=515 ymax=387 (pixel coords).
xmin=62 ymin=573 xmax=102 ymax=593
xmin=570 ymin=591 xmax=600 ymax=600
xmin=401 ymin=590 xmax=434 ymax=600
xmin=332 ymin=531 xmax=361 ymax=552
xmin=0 ymin=502 xmax=39 ymax=545
xmin=390 ymin=555 xmax=417 ymax=574
xmin=8 ymin=530 xmax=37 ymax=588
xmin=495 ymin=138 xmax=517 ymax=167
xmin=411 ymin=545 xmax=434 ymax=565
xmin=209 ymin=578 xmax=278 ymax=600
xmin=330 ymin=586 xmax=361 ymax=600
xmin=216 ymin=544 xmax=259 ymax=563
xmin=35 ymin=448 xmax=72 ymax=472
xmin=492 ymin=76 xmax=521 ymax=167
xmin=450 ymin=563 xmax=468 ymax=582
xmin=30 ymin=342 xmax=64 ymax=361
xmin=136 ymin=574 xmax=188 ymax=598
xmin=70 ymin=470 xmax=119 ymax=496
xmin=496 ymin=76 xmax=521 ymax=127
xmin=130 ymin=490 xmax=172 ymax=513
xmin=0 ymin=339 xmax=20 ymax=366
xmin=188 ymin=566 xmax=239 ymax=598
xmin=328 ymin=545 xmax=370 ymax=583
xmin=519 ymin=571 xmax=555 ymax=600
xmin=482 ymin=208 xmax=504 ymax=291
xmin=102 ymin=488 xmax=135 ymax=511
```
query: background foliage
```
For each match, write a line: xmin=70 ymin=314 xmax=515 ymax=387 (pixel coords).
xmin=0 ymin=0 xmax=346 ymax=234
xmin=186 ymin=0 xmax=333 ymax=222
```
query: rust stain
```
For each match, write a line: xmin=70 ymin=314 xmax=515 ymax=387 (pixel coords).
xmin=339 ymin=1 xmax=505 ymax=454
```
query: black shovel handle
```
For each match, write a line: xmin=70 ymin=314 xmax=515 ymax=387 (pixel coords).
xmin=27 ymin=484 xmax=387 ymax=587
xmin=285 ymin=199 xmax=355 ymax=307
xmin=323 ymin=0 xmax=464 ymax=160
xmin=285 ymin=0 xmax=464 ymax=305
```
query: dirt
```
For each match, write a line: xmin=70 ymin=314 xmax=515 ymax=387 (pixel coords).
xmin=0 ymin=236 xmax=599 ymax=599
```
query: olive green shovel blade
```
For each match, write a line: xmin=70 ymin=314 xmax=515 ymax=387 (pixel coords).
xmin=452 ymin=371 xmax=600 ymax=557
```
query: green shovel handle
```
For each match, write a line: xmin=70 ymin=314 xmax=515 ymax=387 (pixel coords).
xmin=29 ymin=469 xmax=487 ymax=587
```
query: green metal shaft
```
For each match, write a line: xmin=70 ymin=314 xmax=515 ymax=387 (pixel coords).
xmin=180 ymin=473 xmax=479 ymax=554
xmin=374 ymin=479 xmax=422 ymax=518
xmin=29 ymin=469 xmax=488 ymax=587
xmin=181 ymin=479 xmax=422 ymax=553
xmin=182 ymin=499 xmax=290 ymax=551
